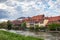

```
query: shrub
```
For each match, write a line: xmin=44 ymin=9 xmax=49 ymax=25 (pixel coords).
xmin=7 ymin=20 xmax=12 ymax=30
xmin=48 ymin=23 xmax=60 ymax=31
xmin=0 ymin=22 xmax=7 ymax=29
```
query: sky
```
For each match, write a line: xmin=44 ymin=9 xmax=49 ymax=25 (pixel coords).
xmin=0 ymin=0 xmax=60 ymax=20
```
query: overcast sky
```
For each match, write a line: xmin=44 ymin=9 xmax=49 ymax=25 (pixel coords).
xmin=0 ymin=0 xmax=60 ymax=20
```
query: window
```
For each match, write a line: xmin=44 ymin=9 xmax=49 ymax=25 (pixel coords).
xmin=40 ymin=21 xmax=43 ymax=24
xmin=35 ymin=22 xmax=38 ymax=23
xmin=58 ymin=20 xmax=60 ymax=22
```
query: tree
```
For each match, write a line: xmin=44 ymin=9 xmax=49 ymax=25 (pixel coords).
xmin=48 ymin=23 xmax=60 ymax=31
xmin=34 ymin=25 xmax=46 ymax=32
xmin=7 ymin=20 xmax=12 ymax=30
xmin=34 ymin=25 xmax=39 ymax=31
xmin=0 ymin=22 xmax=7 ymax=29
xmin=21 ymin=22 xmax=26 ymax=30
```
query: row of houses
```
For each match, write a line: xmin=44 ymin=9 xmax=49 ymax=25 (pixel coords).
xmin=12 ymin=15 xmax=60 ymax=28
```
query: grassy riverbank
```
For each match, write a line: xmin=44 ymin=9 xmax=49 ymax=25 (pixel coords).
xmin=0 ymin=30 xmax=43 ymax=40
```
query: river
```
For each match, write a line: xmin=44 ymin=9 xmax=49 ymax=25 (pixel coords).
xmin=9 ymin=30 xmax=60 ymax=40
xmin=0 ymin=29 xmax=60 ymax=40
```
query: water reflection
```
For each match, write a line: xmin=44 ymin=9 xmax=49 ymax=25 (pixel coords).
xmin=9 ymin=30 xmax=60 ymax=40
xmin=36 ymin=32 xmax=60 ymax=40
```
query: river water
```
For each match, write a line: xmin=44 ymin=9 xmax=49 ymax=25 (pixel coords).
xmin=8 ymin=30 xmax=60 ymax=40
xmin=0 ymin=29 xmax=60 ymax=40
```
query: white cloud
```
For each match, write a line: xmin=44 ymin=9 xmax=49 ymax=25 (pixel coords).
xmin=19 ymin=1 xmax=36 ymax=12
xmin=0 ymin=3 xmax=8 ymax=9
xmin=0 ymin=0 xmax=60 ymax=19
xmin=0 ymin=19 xmax=8 ymax=23
xmin=0 ymin=4 xmax=18 ymax=19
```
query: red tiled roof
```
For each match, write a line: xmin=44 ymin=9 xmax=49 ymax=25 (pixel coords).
xmin=12 ymin=20 xmax=22 ymax=25
xmin=12 ymin=15 xmax=60 ymax=26
xmin=22 ymin=18 xmax=30 ymax=22
xmin=48 ymin=16 xmax=60 ymax=22
xmin=23 ymin=15 xmax=44 ymax=22
xmin=31 ymin=15 xmax=44 ymax=22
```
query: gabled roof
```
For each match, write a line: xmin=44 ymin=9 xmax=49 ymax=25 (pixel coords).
xmin=23 ymin=15 xmax=44 ymax=22
xmin=12 ymin=20 xmax=22 ymax=25
xmin=48 ymin=16 xmax=60 ymax=22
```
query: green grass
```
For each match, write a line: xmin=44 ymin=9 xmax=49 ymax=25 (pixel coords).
xmin=0 ymin=30 xmax=43 ymax=40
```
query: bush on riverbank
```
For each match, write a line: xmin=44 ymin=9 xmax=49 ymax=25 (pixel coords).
xmin=0 ymin=22 xmax=7 ymax=29
xmin=0 ymin=30 xmax=43 ymax=40
xmin=7 ymin=20 xmax=12 ymax=30
xmin=48 ymin=23 xmax=60 ymax=31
